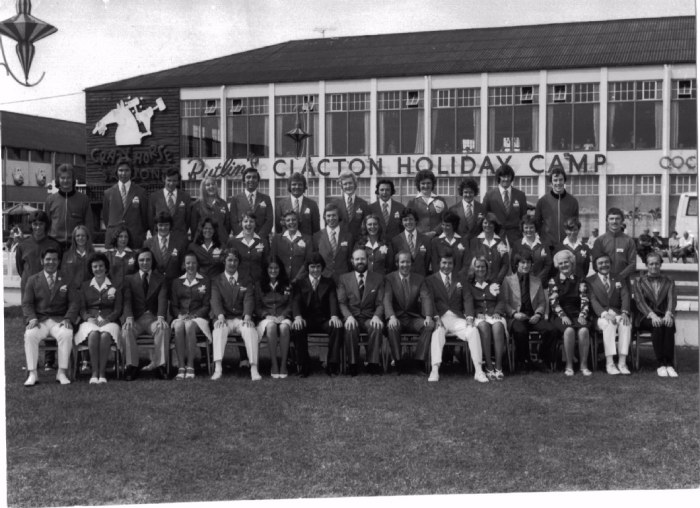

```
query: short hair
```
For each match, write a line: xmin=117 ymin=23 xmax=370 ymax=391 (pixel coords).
xmin=592 ymin=252 xmax=611 ymax=270
xmin=458 ymin=178 xmax=479 ymax=196
xmin=183 ymin=250 xmax=198 ymax=262
xmin=606 ymin=207 xmax=624 ymax=220
xmin=414 ymin=170 xmax=436 ymax=191
xmin=281 ymin=209 xmax=299 ymax=221
xmin=351 ymin=247 xmax=367 ymax=258
xmin=242 ymin=167 xmax=260 ymax=181
xmin=400 ymin=207 xmax=419 ymax=221
xmin=87 ymin=252 xmax=111 ymax=275
xmin=199 ymin=176 xmax=219 ymax=198
xmin=438 ymin=251 xmax=455 ymax=262
xmin=338 ymin=169 xmax=358 ymax=187
xmin=395 ymin=250 xmax=412 ymax=264
xmin=41 ymin=247 xmax=61 ymax=260
xmin=194 ymin=217 xmax=221 ymax=247
xmin=241 ymin=210 xmax=257 ymax=223
xmin=375 ymin=179 xmax=395 ymax=195
xmin=324 ymin=203 xmax=340 ymax=216
xmin=56 ymin=163 xmax=75 ymax=178
xmin=222 ymin=248 xmax=241 ymax=262
xmin=564 ymin=218 xmax=581 ymax=231
xmin=28 ymin=210 xmax=50 ymax=226
xmin=549 ymin=167 xmax=567 ymax=182
xmin=136 ymin=248 xmax=154 ymax=261
xmin=441 ymin=210 xmax=460 ymax=230
xmin=519 ymin=215 xmax=537 ymax=231
xmin=645 ymin=251 xmax=664 ymax=265
xmin=553 ymin=249 xmax=576 ymax=268
xmin=164 ymin=168 xmax=180 ymax=180
xmin=482 ymin=212 xmax=502 ymax=231
xmin=639 ymin=233 xmax=652 ymax=243
xmin=287 ymin=172 xmax=307 ymax=192
xmin=109 ymin=225 xmax=131 ymax=249
xmin=512 ymin=250 xmax=534 ymax=265
xmin=495 ymin=164 xmax=515 ymax=182
xmin=116 ymin=157 xmax=133 ymax=171
xmin=306 ymin=251 xmax=326 ymax=270
xmin=154 ymin=211 xmax=173 ymax=226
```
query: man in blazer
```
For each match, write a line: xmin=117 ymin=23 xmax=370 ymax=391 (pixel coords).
xmin=22 ymin=247 xmax=79 ymax=386
xmin=291 ymin=253 xmax=343 ymax=377
xmin=122 ymin=248 xmax=170 ymax=380
xmin=368 ymin=179 xmax=405 ymax=242
xmin=148 ymin=168 xmax=191 ymax=239
xmin=501 ymin=250 xmax=555 ymax=370
xmin=587 ymin=253 xmax=632 ymax=375
xmin=390 ymin=208 xmax=431 ymax=276
xmin=143 ymin=211 xmax=189 ymax=284
xmin=313 ymin=203 xmax=353 ymax=282
xmin=229 ymin=167 xmax=274 ymax=239
xmin=331 ymin=170 xmax=371 ymax=245
xmin=449 ymin=178 xmax=485 ymax=241
xmin=425 ymin=253 xmax=487 ymax=383
xmin=275 ymin=172 xmax=320 ymax=237
xmin=210 ymin=248 xmax=259 ymax=380
xmin=384 ymin=250 xmax=435 ymax=373
xmin=337 ymin=249 xmax=385 ymax=376
xmin=482 ymin=164 xmax=528 ymax=248
xmin=102 ymin=157 xmax=149 ymax=247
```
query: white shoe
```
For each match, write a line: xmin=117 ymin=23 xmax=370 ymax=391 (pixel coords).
xmin=250 ymin=365 xmax=262 ymax=381
xmin=141 ymin=362 xmax=156 ymax=372
xmin=617 ymin=363 xmax=631 ymax=375
xmin=474 ymin=371 xmax=489 ymax=383
xmin=606 ymin=364 xmax=620 ymax=375
xmin=89 ymin=377 xmax=99 ymax=384
xmin=210 ymin=370 xmax=222 ymax=381
xmin=657 ymin=366 xmax=668 ymax=377
xmin=271 ymin=373 xmax=281 ymax=379
xmin=279 ymin=373 xmax=288 ymax=379
xmin=494 ymin=369 xmax=504 ymax=381
xmin=581 ymin=368 xmax=593 ymax=377
xmin=98 ymin=377 xmax=107 ymax=384
xmin=665 ymin=366 xmax=679 ymax=378
xmin=428 ymin=366 xmax=439 ymax=382
xmin=56 ymin=372 xmax=71 ymax=385
xmin=24 ymin=372 xmax=38 ymax=387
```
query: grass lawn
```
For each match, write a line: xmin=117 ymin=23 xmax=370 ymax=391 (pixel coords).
xmin=3 ymin=312 xmax=699 ymax=506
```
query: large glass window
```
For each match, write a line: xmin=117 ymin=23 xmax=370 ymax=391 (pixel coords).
xmin=275 ymin=95 xmax=319 ymax=157
xmin=274 ymin=177 xmax=319 ymax=198
xmin=325 ymin=178 xmax=372 ymax=200
xmin=488 ymin=86 xmax=539 ymax=153
xmin=671 ymin=79 xmax=697 ymax=149
xmin=607 ymin=175 xmax=662 ymax=236
xmin=608 ymin=81 xmax=662 ymax=150
xmin=181 ymin=100 xmax=221 ymax=158
xmin=431 ymin=88 xmax=480 ymax=154
xmin=227 ymin=97 xmax=269 ymax=159
xmin=378 ymin=90 xmax=425 ymax=154
xmin=547 ymin=84 xmax=599 ymax=151
xmin=326 ymin=93 xmax=370 ymax=156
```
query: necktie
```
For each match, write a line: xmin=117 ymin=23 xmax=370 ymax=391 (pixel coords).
xmin=347 ymin=195 xmax=353 ymax=214
xmin=445 ymin=273 xmax=451 ymax=292
xmin=330 ymin=230 xmax=337 ymax=257
xmin=465 ymin=202 xmax=473 ymax=226
xmin=120 ymin=183 xmax=127 ymax=209
xmin=229 ymin=275 xmax=236 ymax=287
xmin=160 ymin=237 xmax=167 ymax=256
xmin=248 ymin=193 xmax=255 ymax=209
xmin=358 ymin=273 xmax=365 ymax=299
xmin=142 ymin=272 xmax=149 ymax=295
xmin=47 ymin=274 xmax=55 ymax=292
xmin=311 ymin=277 xmax=319 ymax=292
xmin=167 ymin=192 xmax=175 ymax=215
xmin=603 ymin=276 xmax=610 ymax=292
xmin=294 ymin=198 xmax=300 ymax=215
xmin=408 ymin=232 xmax=415 ymax=257
xmin=503 ymin=189 xmax=511 ymax=214
xmin=402 ymin=276 xmax=410 ymax=303
xmin=382 ymin=202 xmax=390 ymax=225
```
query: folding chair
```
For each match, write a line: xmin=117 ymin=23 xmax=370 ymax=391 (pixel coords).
xmin=630 ymin=328 xmax=678 ymax=371
xmin=38 ymin=337 xmax=75 ymax=381
xmin=72 ymin=342 xmax=122 ymax=380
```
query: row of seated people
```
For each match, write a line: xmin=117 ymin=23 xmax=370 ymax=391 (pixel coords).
xmin=22 ymin=240 xmax=678 ymax=386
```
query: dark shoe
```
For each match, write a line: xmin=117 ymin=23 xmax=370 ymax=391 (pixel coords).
xmin=43 ymin=360 xmax=55 ymax=372
xmin=326 ymin=362 xmax=340 ymax=377
xmin=156 ymin=365 xmax=168 ymax=380
xmin=125 ymin=365 xmax=138 ymax=381
xmin=348 ymin=364 xmax=359 ymax=377
xmin=369 ymin=363 xmax=382 ymax=376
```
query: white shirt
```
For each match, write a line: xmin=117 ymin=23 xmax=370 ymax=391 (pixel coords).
xmin=180 ymin=273 xmax=204 ymax=287
xmin=283 ymin=230 xmax=302 ymax=241
xmin=245 ymin=191 xmax=256 ymax=203
xmin=225 ymin=271 xmax=238 ymax=285
xmin=236 ymin=231 xmax=261 ymax=247
xmin=477 ymin=231 xmax=501 ymax=248
xmin=163 ymin=188 xmax=178 ymax=202
xmin=326 ymin=225 xmax=340 ymax=238
xmin=563 ymin=238 xmax=582 ymax=250
xmin=438 ymin=232 xmax=461 ymax=245
xmin=119 ymin=181 xmax=131 ymax=195
xmin=89 ymin=277 xmax=113 ymax=291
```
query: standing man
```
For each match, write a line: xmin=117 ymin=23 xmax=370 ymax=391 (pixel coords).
xmin=16 ymin=211 xmax=62 ymax=294
xmin=313 ymin=203 xmax=353 ymax=282
xmin=275 ymin=172 xmax=320 ymax=237
xmin=383 ymin=250 xmax=435 ymax=373
xmin=102 ymin=157 xmax=149 ymax=248
xmin=337 ymin=249 xmax=385 ymax=376
xmin=22 ymin=248 xmax=79 ymax=386
xmin=229 ymin=167 xmax=274 ymax=239
xmin=483 ymin=164 xmax=528 ymax=248
xmin=143 ymin=211 xmax=188 ymax=284
xmin=369 ymin=179 xmax=405 ymax=241
xmin=592 ymin=208 xmax=637 ymax=283
xmin=332 ymin=169 xmax=370 ymax=245
xmin=534 ymin=168 xmax=579 ymax=250
xmin=148 ymin=168 xmax=191 ymax=239
xmin=390 ymin=208 xmax=431 ymax=276
xmin=449 ymin=178 xmax=485 ymax=241
xmin=46 ymin=163 xmax=94 ymax=250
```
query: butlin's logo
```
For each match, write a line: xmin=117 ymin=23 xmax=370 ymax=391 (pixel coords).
xmin=92 ymin=96 xmax=166 ymax=146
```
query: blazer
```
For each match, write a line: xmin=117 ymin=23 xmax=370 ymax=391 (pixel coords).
xmin=354 ymin=240 xmax=393 ymax=276
xmin=482 ymin=185 xmax=528 ymax=235
xmin=106 ymin=248 xmax=139 ymax=289
xmin=368 ymin=199 xmax=405 ymax=241
xmin=390 ymin=230 xmax=431 ymax=276
xmin=275 ymin=196 xmax=320 ymax=237
xmin=16 ymin=235 xmax=62 ymax=293
xmin=406 ymin=195 xmax=448 ymax=236
xmin=102 ymin=181 xmax=149 ymax=247
xmin=425 ymin=272 xmax=474 ymax=319
xmin=123 ymin=270 xmax=168 ymax=320
xmin=187 ymin=242 xmax=225 ymax=279
xmin=501 ymin=272 xmax=548 ymax=318
xmin=633 ymin=274 xmax=677 ymax=327
xmin=468 ymin=279 xmax=506 ymax=317
xmin=22 ymin=271 xmax=79 ymax=323
xmin=548 ymin=272 xmax=589 ymax=321
xmin=383 ymin=271 xmax=433 ymax=320
xmin=313 ymin=227 xmax=353 ymax=280
xmin=586 ymin=272 xmax=630 ymax=318
xmin=148 ymin=188 xmax=192 ymax=237
xmin=170 ymin=274 xmax=211 ymax=319
xmin=512 ymin=237 xmax=553 ymax=285
xmin=190 ymin=197 xmax=231 ymax=245
xmin=271 ymin=232 xmax=313 ymax=282
xmin=337 ymin=271 xmax=385 ymax=321
xmin=226 ymin=234 xmax=270 ymax=283
xmin=210 ymin=272 xmax=255 ymax=320
xmin=143 ymin=233 xmax=189 ymax=283
xmin=449 ymin=200 xmax=486 ymax=240
xmin=332 ymin=195 xmax=370 ymax=245
xmin=60 ymin=250 xmax=93 ymax=289
xmin=465 ymin=234 xmax=510 ymax=284
xmin=291 ymin=276 xmax=339 ymax=321
xmin=255 ymin=281 xmax=293 ymax=320
xmin=79 ymin=279 xmax=123 ymax=324
xmin=430 ymin=235 xmax=468 ymax=274
xmin=229 ymin=191 xmax=274 ymax=238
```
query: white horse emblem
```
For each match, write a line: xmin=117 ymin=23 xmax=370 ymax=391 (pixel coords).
xmin=93 ymin=97 xmax=166 ymax=146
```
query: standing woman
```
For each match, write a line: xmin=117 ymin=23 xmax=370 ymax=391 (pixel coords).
xmin=170 ymin=252 xmax=212 ymax=380
xmin=74 ymin=253 xmax=123 ymax=384
xmin=188 ymin=217 xmax=224 ymax=279
xmin=554 ymin=218 xmax=591 ymax=280
xmin=549 ymin=249 xmax=592 ymax=376
xmin=256 ymin=260 xmax=293 ymax=378
xmin=465 ymin=212 xmax=510 ymax=284
xmin=227 ymin=211 xmax=269 ymax=283
xmin=271 ymin=210 xmax=312 ymax=283
xmin=406 ymin=170 xmax=447 ymax=239
xmin=355 ymin=214 xmax=393 ymax=276
xmin=105 ymin=226 xmax=138 ymax=290
xmin=513 ymin=216 xmax=552 ymax=285
xmin=190 ymin=176 xmax=230 ymax=245
xmin=633 ymin=252 xmax=679 ymax=377
xmin=430 ymin=211 xmax=468 ymax=274
xmin=61 ymin=225 xmax=96 ymax=289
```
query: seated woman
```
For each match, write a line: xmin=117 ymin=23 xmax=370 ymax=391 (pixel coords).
xmin=430 ymin=210 xmax=468 ymax=274
xmin=105 ymin=225 xmax=138 ymax=290
xmin=170 ymin=252 xmax=212 ymax=380
xmin=549 ymin=249 xmax=591 ymax=376
xmin=256 ymin=259 xmax=293 ymax=378
xmin=61 ymin=225 xmax=95 ymax=289
xmin=468 ymin=256 xmax=507 ymax=380
xmin=227 ymin=210 xmax=269 ymax=283
xmin=354 ymin=213 xmax=393 ymax=276
xmin=633 ymin=252 xmax=678 ymax=378
xmin=553 ymin=217 xmax=591 ymax=280
xmin=74 ymin=253 xmax=123 ymax=384
xmin=188 ymin=217 xmax=224 ymax=279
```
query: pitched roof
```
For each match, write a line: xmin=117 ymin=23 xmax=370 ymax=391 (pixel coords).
xmin=0 ymin=111 xmax=85 ymax=153
xmin=86 ymin=16 xmax=696 ymax=93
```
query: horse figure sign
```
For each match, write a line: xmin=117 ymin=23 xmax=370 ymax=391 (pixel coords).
xmin=92 ymin=96 xmax=166 ymax=146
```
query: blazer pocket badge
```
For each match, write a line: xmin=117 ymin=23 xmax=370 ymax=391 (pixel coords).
xmin=297 ymin=239 xmax=306 ymax=248
xmin=379 ymin=245 xmax=388 ymax=254
xmin=259 ymin=201 xmax=267 ymax=207
xmin=303 ymin=208 xmax=310 ymax=214
xmin=513 ymin=201 xmax=520 ymax=208
xmin=198 ymin=285 xmax=206 ymax=294
xmin=132 ymin=196 xmax=140 ymax=205
xmin=615 ymin=281 xmax=622 ymax=289
xmin=394 ymin=211 xmax=400 ymax=219
xmin=172 ymin=248 xmax=179 ymax=256
xmin=128 ymin=257 xmax=135 ymax=265
xmin=59 ymin=285 xmax=68 ymax=292
xmin=340 ymin=241 xmax=348 ymax=247
xmin=419 ymin=245 xmax=426 ymax=252
xmin=179 ymin=202 xmax=185 ymax=207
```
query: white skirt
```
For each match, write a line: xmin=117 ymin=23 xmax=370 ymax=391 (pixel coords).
xmin=474 ymin=315 xmax=509 ymax=340
xmin=256 ymin=317 xmax=293 ymax=338
xmin=171 ymin=317 xmax=213 ymax=343
xmin=74 ymin=321 xmax=121 ymax=346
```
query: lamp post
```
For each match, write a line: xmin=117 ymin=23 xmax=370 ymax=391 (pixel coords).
xmin=0 ymin=0 xmax=57 ymax=87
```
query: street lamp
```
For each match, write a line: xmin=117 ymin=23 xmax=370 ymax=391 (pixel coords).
xmin=0 ymin=0 xmax=57 ymax=87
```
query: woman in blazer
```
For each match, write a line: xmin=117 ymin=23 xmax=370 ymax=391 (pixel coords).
xmin=465 ymin=213 xmax=510 ymax=284
xmin=227 ymin=211 xmax=269 ymax=283
xmin=553 ymin=217 xmax=591 ymax=280
xmin=188 ymin=217 xmax=224 ymax=279
xmin=430 ymin=211 xmax=468 ymax=274
xmin=255 ymin=260 xmax=293 ymax=378
xmin=405 ymin=169 xmax=447 ymax=239
xmin=105 ymin=226 xmax=138 ymax=290
xmin=61 ymin=225 xmax=96 ymax=289
xmin=354 ymin=214 xmax=393 ymax=276
xmin=271 ymin=210 xmax=313 ymax=283
xmin=190 ymin=176 xmax=230 ymax=244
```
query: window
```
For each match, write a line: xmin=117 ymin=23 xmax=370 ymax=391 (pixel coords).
xmin=568 ymin=174 xmax=599 ymax=196
xmin=324 ymin=177 xmax=372 ymax=200
xmin=670 ymin=174 xmax=698 ymax=195
xmin=226 ymin=179 xmax=270 ymax=199
xmin=181 ymin=100 xmax=221 ymax=158
xmin=326 ymin=93 xmax=370 ymax=156
xmin=638 ymin=175 xmax=661 ymax=195
xmin=607 ymin=175 xmax=635 ymax=195
xmin=378 ymin=91 xmax=424 ymax=154
xmin=227 ymin=97 xmax=269 ymax=158
xmin=5 ymin=147 xmax=28 ymax=161
xmin=607 ymin=175 xmax=661 ymax=196
xmin=671 ymin=80 xmax=697 ymax=149
xmin=181 ymin=180 xmax=201 ymax=199
xmin=547 ymin=83 xmax=599 ymax=151
xmin=431 ymin=88 xmax=481 ymax=154
xmin=488 ymin=86 xmax=539 ymax=152
xmin=275 ymin=95 xmax=319 ymax=157
xmin=608 ymin=81 xmax=662 ymax=150
xmin=274 ymin=177 xmax=319 ymax=198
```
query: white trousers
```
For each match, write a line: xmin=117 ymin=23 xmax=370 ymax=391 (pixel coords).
xmin=24 ymin=319 xmax=73 ymax=371
xmin=212 ymin=319 xmax=260 ymax=364
xmin=597 ymin=317 xmax=632 ymax=357
xmin=431 ymin=311 xmax=483 ymax=372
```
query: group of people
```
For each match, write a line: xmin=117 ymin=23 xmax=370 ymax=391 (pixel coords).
xmin=18 ymin=159 xmax=681 ymax=387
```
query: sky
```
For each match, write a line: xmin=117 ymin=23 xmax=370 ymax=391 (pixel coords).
xmin=0 ymin=0 xmax=696 ymax=123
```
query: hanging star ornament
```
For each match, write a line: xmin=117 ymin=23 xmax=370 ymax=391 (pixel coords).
xmin=0 ymin=0 xmax=58 ymax=87
xmin=285 ymin=108 xmax=311 ymax=158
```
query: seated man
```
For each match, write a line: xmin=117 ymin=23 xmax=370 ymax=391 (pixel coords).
xmin=587 ymin=253 xmax=632 ymax=375
xmin=383 ymin=251 xmax=435 ymax=373
xmin=122 ymin=248 xmax=170 ymax=380
xmin=501 ymin=250 xmax=556 ymax=371
xmin=290 ymin=252 xmax=343 ymax=377
xmin=672 ymin=230 xmax=696 ymax=262
xmin=22 ymin=247 xmax=79 ymax=386
xmin=337 ymin=248 xmax=385 ymax=376
xmin=425 ymin=253 xmax=487 ymax=383
xmin=211 ymin=248 xmax=259 ymax=381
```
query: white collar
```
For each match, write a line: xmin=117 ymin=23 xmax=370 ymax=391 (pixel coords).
xmin=164 ymin=188 xmax=177 ymax=199
xmin=89 ymin=277 xmax=112 ymax=290
xmin=326 ymin=225 xmax=340 ymax=235
xmin=114 ymin=247 xmax=132 ymax=257
xmin=235 ymin=231 xmax=261 ymax=240
xmin=365 ymin=239 xmax=380 ymax=250
xmin=477 ymin=232 xmax=501 ymax=240
xmin=158 ymin=234 xmax=170 ymax=243
xmin=563 ymin=238 xmax=582 ymax=249
xmin=405 ymin=230 xmax=417 ymax=239
xmin=284 ymin=230 xmax=302 ymax=241
xmin=225 ymin=271 xmax=238 ymax=282
xmin=380 ymin=199 xmax=391 ymax=209
xmin=309 ymin=275 xmax=320 ymax=285
xmin=119 ymin=181 xmax=131 ymax=192
xmin=599 ymin=273 xmax=610 ymax=283
xmin=521 ymin=235 xmax=541 ymax=247
xmin=355 ymin=271 xmax=366 ymax=281
xmin=438 ymin=232 xmax=461 ymax=242
xmin=180 ymin=273 xmax=204 ymax=286
xmin=416 ymin=192 xmax=438 ymax=199
xmin=246 ymin=190 xmax=256 ymax=199
xmin=44 ymin=271 xmax=57 ymax=281
xmin=474 ymin=280 xmax=488 ymax=289
xmin=499 ymin=185 xmax=511 ymax=194
xmin=441 ymin=272 xmax=452 ymax=283
xmin=140 ymin=270 xmax=151 ymax=278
